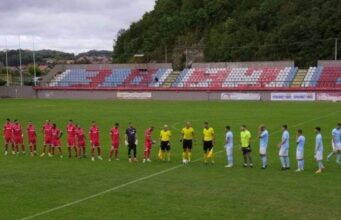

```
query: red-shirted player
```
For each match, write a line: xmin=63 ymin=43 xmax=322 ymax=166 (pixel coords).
xmin=3 ymin=118 xmax=15 ymax=156
xmin=12 ymin=120 xmax=25 ymax=155
xmin=41 ymin=120 xmax=53 ymax=157
xmin=109 ymin=123 xmax=120 ymax=161
xmin=26 ymin=121 xmax=37 ymax=156
xmin=66 ymin=120 xmax=77 ymax=158
xmin=143 ymin=126 xmax=155 ymax=163
xmin=89 ymin=121 xmax=103 ymax=161
xmin=51 ymin=123 xmax=63 ymax=158
xmin=76 ymin=124 xmax=86 ymax=158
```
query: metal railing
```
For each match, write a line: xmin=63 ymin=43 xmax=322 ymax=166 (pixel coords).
xmin=42 ymin=80 xmax=341 ymax=88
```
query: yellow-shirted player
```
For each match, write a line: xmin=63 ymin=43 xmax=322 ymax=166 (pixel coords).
xmin=160 ymin=125 xmax=171 ymax=161
xmin=203 ymin=122 xmax=215 ymax=164
xmin=180 ymin=122 xmax=195 ymax=163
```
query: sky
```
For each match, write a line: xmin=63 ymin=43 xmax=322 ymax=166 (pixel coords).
xmin=0 ymin=0 xmax=155 ymax=54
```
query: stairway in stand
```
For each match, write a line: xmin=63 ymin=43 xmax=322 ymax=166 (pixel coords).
xmin=162 ymin=71 xmax=180 ymax=87
xmin=291 ymin=69 xmax=308 ymax=87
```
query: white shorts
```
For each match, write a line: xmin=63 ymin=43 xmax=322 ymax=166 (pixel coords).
xmin=259 ymin=147 xmax=267 ymax=155
xmin=332 ymin=142 xmax=341 ymax=151
xmin=279 ymin=147 xmax=289 ymax=157
xmin=225 ymin=146 xmax=233 ymax=156
xmin=315 ymin=151 xmax=323 ymax=161
xmin=296 ymin=150 xmax=304 ymax=160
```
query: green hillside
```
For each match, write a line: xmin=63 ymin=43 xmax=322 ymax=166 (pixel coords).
xmin=113 ymin=0 xmax=341 ymax=68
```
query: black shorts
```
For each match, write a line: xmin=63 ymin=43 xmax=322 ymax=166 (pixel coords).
xmin=160 ymin=141 xmax=170 ymax=151
xmin=128 ymin=143 xmax=137 ymax=149
xmin=203 ymin=141 xmax=213 ymax=152
xmin=183 ymin=139 xmax=192 ymax=150
xmin=242 ymin=146 xmax=252 ymax=155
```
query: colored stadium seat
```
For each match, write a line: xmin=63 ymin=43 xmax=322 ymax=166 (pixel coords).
xmin=173 ymin=66 xmax=298 ymax=88
xmin=50 ymin=68 xmax=173 ymax=88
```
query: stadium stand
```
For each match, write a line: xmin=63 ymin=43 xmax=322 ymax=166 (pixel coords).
xmin=173 ymin=66 xmax=298 ymax=88
xmin=48 ymin=64 xmax=172 ymax=88
xmin=43 ymin=61 xmax=341 ymax=90
xmin=302 ymin=61 xmax=341 ymax=88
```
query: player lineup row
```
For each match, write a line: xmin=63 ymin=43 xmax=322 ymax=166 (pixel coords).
xmin=3 ymin=119 xmax=341 ymax=173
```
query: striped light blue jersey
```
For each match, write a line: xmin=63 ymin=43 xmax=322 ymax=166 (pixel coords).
xmin=315 ymin=133 xmax=323 ymax=152
xmin=225 ymin=131 xmax=233 ymax=148
xmin=260 ymin=130 xmax=269 ymax=148
xmin=296 ymin=135 xmax=305 ymax=152
xmin=332 ymin=128 xmax=341 ymax=144
xmin=281 ymin=130 xmax=290 ymax=149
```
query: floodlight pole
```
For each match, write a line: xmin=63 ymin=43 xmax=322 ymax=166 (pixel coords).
xmin=335 ymin=38 xmax=338 ymax=60
xmin=19 ymin=35 xmax=23 ymax=86
xmin=33 ymin=37 xmax=37 ymax=86
xmin=5 ymin=38 xmax=9 ymax=86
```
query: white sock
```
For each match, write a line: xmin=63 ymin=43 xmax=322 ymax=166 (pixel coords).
xmin=280 ymin=157 xmax=286 ymax=168
xmin=327 ymin=152 xmax=334 ymax=159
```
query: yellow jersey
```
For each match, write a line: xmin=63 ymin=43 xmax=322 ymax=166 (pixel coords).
xmin=160 ymin=130 xmax=171 ymax=141
xmin=240 ymin=130 xmax=251 ymax=148
xmin=203 ymin=127 xmax=214 ymax=141
xmin=181 ymin=127 xmax=194 ymax=140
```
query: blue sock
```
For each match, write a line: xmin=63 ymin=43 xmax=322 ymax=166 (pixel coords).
xmin=263 ymin=156 xmax=267 ymax=167
xmin=280 ymin=157 xmax=286 ymax=168
xmin=285 ymin=156 xmax=290 ymax=168
xmin=228 ymin=155 xmax=233 ymax=165
xmin=297 ymin=161 xmax=300 ymax=170
xmin=337 ymin=154 xmax=341 ymax=162
xmin=301 ymin=160 xmax=304 ymax=170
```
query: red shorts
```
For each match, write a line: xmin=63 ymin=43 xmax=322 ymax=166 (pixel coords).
xmin=111 ymin=143 xmax=119 ymax=149
xmin=52 ymin=139 xmax=61 ymax=147
xmin=67 ymin=137 xmax=76 ymax=146
xmin=4 ymin=136 xmax=12 ymax=143
xmin=44 ymin=136 xmax=52 ymax=145
xmin=29 ymin=138 xmax=36 ymax=145
xmin=144 ymin=141 xmax=152 ymax=150
xmin=91 ymin=140 xmax=100 ymax=148
xmin=78 ymin=141 xmax=86 ymax=148
xmin=14 ymin=137 xmax=23 ymax=144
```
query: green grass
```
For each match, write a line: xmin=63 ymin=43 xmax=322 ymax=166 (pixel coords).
xmin=1 ymin=99 xmax=341 ymax=220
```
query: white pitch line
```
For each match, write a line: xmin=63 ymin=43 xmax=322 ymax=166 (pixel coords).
xmin=21 ymin=110 xmax=341 ymax=220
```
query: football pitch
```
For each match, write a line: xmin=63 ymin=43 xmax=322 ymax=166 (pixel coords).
xmin=1 ymin=99 xmax=341 ymax=220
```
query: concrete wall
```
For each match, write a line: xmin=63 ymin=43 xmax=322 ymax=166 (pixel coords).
xmin=37 ymin=90 xmax=117 ymax=99
xmin=318 ymin=60 xmax=341 ymax=67
xmin=193 ymin=61 xmax=295 ymax=68
xmin=34 ymin=90 xmax=281 ymax=101
xmin=0 ymin=86 xmax=36 ymax=98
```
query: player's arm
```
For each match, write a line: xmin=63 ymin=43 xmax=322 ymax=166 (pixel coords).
xmin=135 ymin=133 xmax=138 ymax=145
xmin=89 ymin=131 xmax=93 ymax=143
xmin=332 ymin=131 xmax=337 ymax=145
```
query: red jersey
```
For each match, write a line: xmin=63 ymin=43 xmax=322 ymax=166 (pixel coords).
xmin=89 ymin=126 xmax=99 ymax=141
xmin=111 ymin=127 xmax=120 ymax=145
xmin=76 ymin=128 xmax=85 ymax=142
xmin=26 ymin=125 xmax=36 ymax=140
xmin=12 ymin=124 xmax=23 ymax=137
xmin=43 ymin=123 xmax=53 ymax=137
xmin=144 ymin=128 xmax=152 ymax=146
xmin=51 ymin=128 xmax=61 ymax=141
xmin=67 ymin=124 xmax=76 ymax=139
xmin=3 ymin=123 xmax=13 ymax=137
